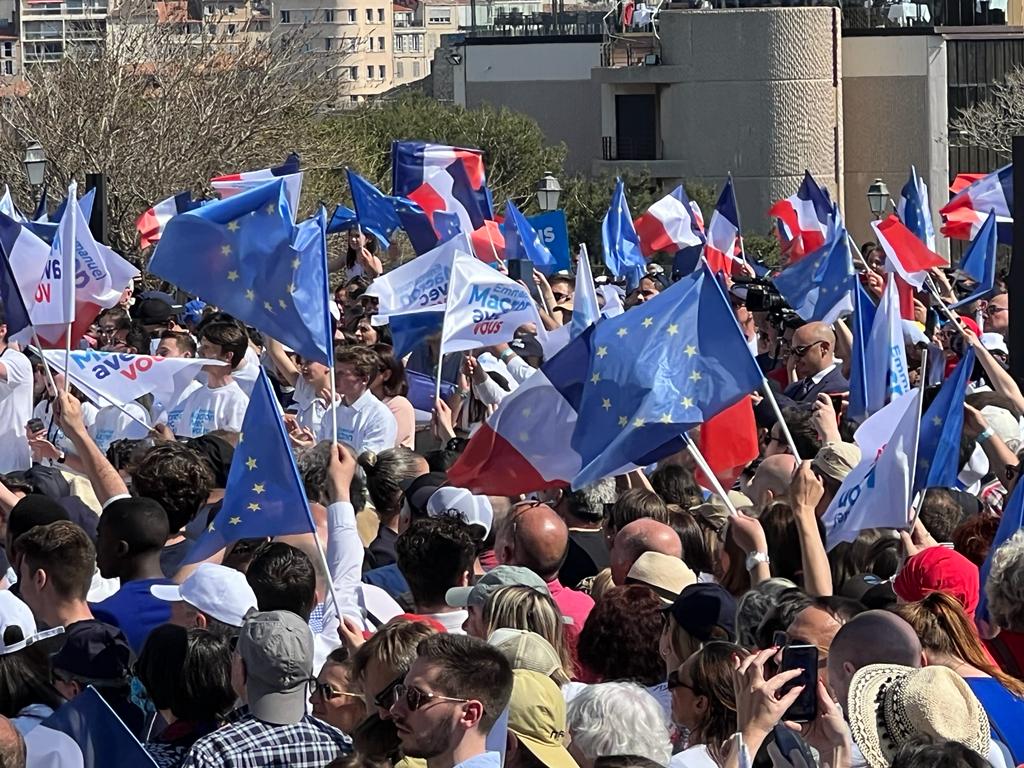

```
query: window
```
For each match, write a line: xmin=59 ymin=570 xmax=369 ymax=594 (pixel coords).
xmin=365 ymin=8 xmax=372 ymax=21
xmin=377 ymin=35 xmax=384 ymax=50
xmin=411 ymin=33 xmax=421 ymax=51
xmin=413 ymin=60 xmax=420 ymax=77
xmin=378 ymin=64 xmax=385 ymax=78
xmin=324 ymin=37 xmax=332 ymax=49
xmin=303 ymin=11 xmax=311 ymax=21
xmin=346 ymin=8 xmax=355 ymax=21
xmin=350 ymin=95 xmax=359 ymax=102
xmin=377 ymin=7 xmax=384 ymax=20
xmin=204 ymin=4 xmax=213 ymax=14
xmin=396 ymin=61 xmax=403 ymax=78
xmin=368 ymin=35 xmax=373 ymax=49
xmin=366 ymin=65 xmax=373 ymax=78
xmin=349 ymin=65 xmax=358 ymax=79
xmin=343 ymin=37 xmax=357 ymax=50
xmin=226 ymin=4 xmax=234 ymax=12
xmin=393 ymin=34 xmax=401 ymax=51
xmin=3 ymin=43 xmax=11 ymax=57
xmin=427 ymin=7 xmax=450 ymax=23
xmin=324 ymin=8 xmax=334 ymax=21
xmin=227 ymin=21 xmax=236 ymax=32
xmin=279 ymin=8 xmax=290 ymax=22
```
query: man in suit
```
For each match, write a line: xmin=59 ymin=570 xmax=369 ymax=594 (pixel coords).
xmin=783 ymin=321 xmax=848 ymax=403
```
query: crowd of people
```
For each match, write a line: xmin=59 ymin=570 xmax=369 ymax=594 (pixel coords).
xmin=0 ymin=224 xmax=1022 ymax=768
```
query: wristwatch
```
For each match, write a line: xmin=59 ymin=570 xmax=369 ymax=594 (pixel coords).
xmin=745 ymin=551 xmax=769 ymax=571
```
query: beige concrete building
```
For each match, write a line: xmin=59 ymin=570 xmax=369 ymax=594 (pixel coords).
xmin=19 ymin=0 xmax=108 ymax=64
xmin=392 ymin=0 xmax=457 ymax=86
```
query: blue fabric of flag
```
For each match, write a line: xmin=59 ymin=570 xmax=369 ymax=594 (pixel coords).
xmin=845 ymin=279 xmax=877 ymax=425
xmin=951 ymin=211 xmax=998 ymax=309
xmin=504 ymin=199 xmax=556 ymax=274
xmin=602 ymin=178 xmax=645 ymax=290
xmin=913 ymin=348 xmax=974 ymax=496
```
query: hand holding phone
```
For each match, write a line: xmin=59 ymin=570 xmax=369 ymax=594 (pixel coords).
xmin=779 ymin=644 xmax=818 ymax=723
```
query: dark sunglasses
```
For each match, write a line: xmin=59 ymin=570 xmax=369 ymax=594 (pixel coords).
xmin=392 ymin=683 xmax=471 ymax=712
xmin=791 ymin=340 xmax=825 ymax=358
xmin=667 ymin=670 xmax=699 ymax=695
xmin=373 ymin=674 xmax=405 ymax=710
xmin=314 ymin=683 xmax=362 ymax=701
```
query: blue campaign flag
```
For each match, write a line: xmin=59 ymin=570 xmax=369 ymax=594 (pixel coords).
xmin=951 ymin=211 xmax=997 ymax=310
xmin=407 ymin=368 xmax=456 ymax=412
xmin=186 ymin=369 xmax=318 ymax=564
xmin=773 ymin=217 xmax=855 ymax=324
xmin=845 ymin=279 xmax=878 ymax=425
xmin=913 ymin=348 xmax=974 ymax=497
xmin=150 ymin=179 xmax=332 ymax=366
xmin=571 ymin=245 xmax=600 ymax=339
xmin=0 ymin=214 xmax=40 ymax=338
xmin=504 ymin=199 xmax=557 ymax=274
xmin=570 ymin=264 xmax=763 ymax=486
xmin=389 ymin=310 xmax=445 ymax=358
xmin=347 ymin=168 xmax=403 ymax=249
xmin=327 ymin=204 xmax=357 ymax=235
xmin=527 ymin=210 xmax=571 ymax=272
xmin=898 ymin=165 xmax=936 ymax=249
xmin=602 ymin=178 xmax=645 ymax=289
xmin=41 ymin=686 xmax=158 ymax=767
xmin=978 ymin=468 xmax=1024 ymax=627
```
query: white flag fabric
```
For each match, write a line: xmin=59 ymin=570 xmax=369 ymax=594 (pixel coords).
xmin=42 ymin=350 xmax=226 ymax=409
xmin=31 ymin=181 xmax=79 ymax=328
xmin=822 ymin=389 xmax=919 ymax=549
xmin=864 ymin=275 xmax=910 ymax=416
xmin=212 ymin=172 xmax=303 ymax=217
xmin=439 ymin=253 xmax=545 ymax=355
xmin=366 ymin=234 xmax=471 ymax=321
xmin=853 ymin=386 xmax=917 ymax=461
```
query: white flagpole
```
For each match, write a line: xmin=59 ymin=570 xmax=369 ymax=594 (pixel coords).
xmin=31 ymin=331 xmax=59 ymax=398
xmin=760 ymin=379 xmax=802 ymax=462
xmin=905 ymin=346 xmax=928 ymax=531
xmin=683 ymin=433 xmax=740 ymax=516
xmin=329 ymin=364 xmax=338 ymax=446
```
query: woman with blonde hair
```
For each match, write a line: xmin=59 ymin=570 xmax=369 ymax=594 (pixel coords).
xmin=481 ymin=585 xmax=574 ymax=681
xmin=895 ymin=591 xmax=1024 ymax=763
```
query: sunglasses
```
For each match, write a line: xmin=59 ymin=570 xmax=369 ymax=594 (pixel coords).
xmin=373 ymin=674 xmax=405 ymax=710
xmin=314 ymin=683 xmax=362 ymax=701
xmin=666 ymin=670 xmax=699 ymax=695
xmin=791 ymin=340 xmax=825 ymax=358
xmin=392 ymin=683 xmax=472 ymax=712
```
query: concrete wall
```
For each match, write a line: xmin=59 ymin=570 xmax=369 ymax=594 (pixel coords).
xmin=653 ymin=7 xmax=843 ymax=234
xmin=452 ymin=39 xmax=602 ymax=173
xmin=841 ymin=34 xmax=948 ymax=254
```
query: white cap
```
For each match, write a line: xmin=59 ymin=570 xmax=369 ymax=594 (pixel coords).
xmin=151 ymin=563 xmax=258 ymax=627
xmin=426 ymin=487 xmax=494 ymax=537
xmin=981 ymin=332 xmax=1008 ymax=356
xmin=0 ymin=590 xmax=36 ymax=642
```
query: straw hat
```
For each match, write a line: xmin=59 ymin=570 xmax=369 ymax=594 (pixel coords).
xmin=811 ymin=442 xmax=862 ymax=484
xmin=846 ymin=664 xmax=990 ymax=768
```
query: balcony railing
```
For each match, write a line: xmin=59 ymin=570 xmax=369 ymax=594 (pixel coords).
xmin=601 ymin=135 xmax=661 ymax=161
xmin=464 ymin=10 xmax=607 ymax=36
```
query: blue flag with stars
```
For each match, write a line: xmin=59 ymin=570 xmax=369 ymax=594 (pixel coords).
xmin=913 ymin=347 xmax=974 ymax=497
xmin=773 ymin=213 xmax=855 ymax=324
xmin=185 ymin=368 xmax=318 ymax=564
xmin=504 ymin=199 xmax=557 ymax=274
xmin=951 ymin=210 xmax=997 ymax=310
xmin=602 ymin=178 xmax=645 ymax=290
xmin=347 ymin=168 xmax=404 ymax=249
xmin=150 ymin=179 xmax=333 ymax=366
xmin=327 ymin=204 xmax=357 ymax=235
xmin=571 ymin=264 xmax=763 ymax=487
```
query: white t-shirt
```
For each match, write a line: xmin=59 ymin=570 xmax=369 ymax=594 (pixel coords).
xmin=317 ymin=389 xmax=397 ymax=454
xmin=231 ymin=354 xmax=260 ymax=397
xmin=0 ymin=348 xmax=33 ymax=472
xmin=89 ymin=402 xmax=151 ymax=454
xmin=287 ymin=376 xmax=328 ymax=433
xmin=669 ymin=746 xmax=718 ymax=768
xmin=166 ymin=380 xmax=249 ymax=438
xmin=151 ymin=379 xmax=202 ymax=425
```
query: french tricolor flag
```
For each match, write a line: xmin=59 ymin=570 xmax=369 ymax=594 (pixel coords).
xmin=392 ymin=140 xmax=492 ymax=217
xmin=940 ymin=163 xmax=1013 ymax=244
xmin=704 ymin=177 xmax=744 ymax=275
xmin=211 ymin=153 xmax=302 ymax=214
xmin=135 ymin=191 xmax=201 ymax=249
xmin=871 ymin=214 xmax=945 ymax=290
xmin=633 ymin=185 xmax=705 ymax=257
xmin=767 ymin=170 xmax=832 ymax=262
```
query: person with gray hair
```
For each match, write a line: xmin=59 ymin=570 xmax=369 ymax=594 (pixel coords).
xmin=556 ymin=479 xmax=617 ymax=589
xmin=358 ymin=446 xmax=429 ymax=569
xmin=985 ymin=529 xmax=1024 ymax=636
xmin=296 ymin=441 xmax=367 ymax=511
xmin=734 ymin=577 xmax=798 ymax=650
xmin=566 ymin=682 xmax=672 ymax=768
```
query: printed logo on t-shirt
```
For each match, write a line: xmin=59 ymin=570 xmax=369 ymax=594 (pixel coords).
xmin=338 ymin=427 xmax=355 ymax=443
xmin=166 ymin=408 xmax=183 ymax=432
xmin=189 ymin=409 xmax=214 ymax=437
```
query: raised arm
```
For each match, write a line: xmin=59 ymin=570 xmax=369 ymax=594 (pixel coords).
xmin=264 ymin=337 xmax=301 ymax=388
xmin=55 ymin=391 xmax=129 ymax=505
xmin=790 ymin=461 xmax=834 ymax=597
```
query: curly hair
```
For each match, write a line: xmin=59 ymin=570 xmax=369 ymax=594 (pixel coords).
xmin=986 ymin=529 xmax=1024 ymax=632
xmin=577 ymin=585 xmax=666 ymax=686
xmin=566 ymin=682 xmax=672 ymax=766
xmin=952 ymin=513 xmax=1001 ymax=567
xmin=131 ymin=442 xmax=214 ymax=532
xmin=396 ymin=517 xmax=476 ymax=610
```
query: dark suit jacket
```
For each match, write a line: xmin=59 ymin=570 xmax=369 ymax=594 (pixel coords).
xmin=782 ymin=366 xmax=850 ymax=403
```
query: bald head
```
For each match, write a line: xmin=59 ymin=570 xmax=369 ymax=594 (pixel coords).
xmin=747 ymin=454 xmax=796 ymax=510
xmin=610 ymin=518 xmax=683 ymax=585
xmin=0 ymin=715 xmax=25 ymax=768
xmin=827 ymin=610 xmax=923 ymax=715
xmin=496 ymin=503 xmax=568 ymax=581
xmin=791 ymin=321 xmax=836 ymax=379
xmin=793 ymin=322 xmax=835 ymax=347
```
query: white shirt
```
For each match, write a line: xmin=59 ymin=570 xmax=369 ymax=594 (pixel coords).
xmin=291 ymin=376 xmax=328 ymax=433
xmin=426 ymin=609 xmax=468 ymax=634
xmin=152 ymin=379 xmax=202 ymax=425
xmin=670 ymin=746 xmax=718 ymax=768
xmin=231 ymin=355 xmax=260 ymax=397
xmin=166 ymin=380 xmax=248 ymax=438
xmin=0 ymin=348 xmax=33 ymax=473
xmin=317 ymin=389 xmax=397 ymax=454
xmin=89 ymin=402 xmax=151 ymax=454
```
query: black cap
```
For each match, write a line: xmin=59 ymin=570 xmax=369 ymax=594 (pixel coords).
xmin=840 ymin=574 xmax=896 ymax=610
xmin=665 ymin=583 xmax=737 ymax=641
xmin=186 ymin=434 xmax=235 ymax=488
xmin=509 ymin=332 xmax=543 ymax=362
xmin=400 ymin=472 xmax=447 ymax=519
xmin=52 ymin=620 xmax=132 ymax=683
xmin=136 ymin=298 xmax=176 ymax=326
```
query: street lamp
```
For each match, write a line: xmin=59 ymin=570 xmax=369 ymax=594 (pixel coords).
xmin=23 ymin=141 xmax=47 ymax=189
xmin=866 ymin=178 xmax=890 ymax=219
xmin=536 ymin=171 xmax=561 ymax=212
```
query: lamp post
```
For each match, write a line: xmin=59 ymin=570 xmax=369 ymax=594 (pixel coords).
xmin=536 ymin=171 xmax=562 ymax=212
xmin=23 ymin=141 xmax=46 ymax=189
xmin=866 ymin=178 xmax=890 ymax=220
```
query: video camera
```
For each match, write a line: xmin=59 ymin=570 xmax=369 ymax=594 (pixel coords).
xmin=731 ymin=276 xmax=802 ymax=330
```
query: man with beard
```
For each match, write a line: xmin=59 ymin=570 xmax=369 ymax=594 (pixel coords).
xmin=390 ymin=634 xmax=513 ymax=768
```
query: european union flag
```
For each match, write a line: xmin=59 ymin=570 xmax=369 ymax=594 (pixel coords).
xmin=347 ymin=169 xmax=404 ymax=249
xmin=571 ymin=264 xmax=764 ymax=486
xmin=504 ymin=199 xmax=556 ymax=274
xmin=150 ymin=179 xmax=332 ymax=366
xmin=327 ymin=204 xmax=357 ymax=235
xmin=978 ymin=463 xmax=1024 ymax=627
xmin=913 ymin=347 xmax=974 ymax=496
xmin=0 ymin=214 xmax=37 ymax=337
xmin=846 ymin=279 xmax=878 ymax=425
xmin=773 ymin=215 xmax=855 ymax=324
xmin=42 ymin=686 xmax=158 ymax=767
xmin=185 ymin=368 xmax=318 ymax=564
xmin=602 ymin=178 xmax=645 ymax=290
xmin=951 ymin=210 xmax=997 ymax=309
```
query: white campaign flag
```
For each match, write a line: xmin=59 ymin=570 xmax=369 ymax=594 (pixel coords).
xmin=366 ymin=233 xmax=471 ymax=321
xmin=42 ymin=350 xmax=226 ymax=409
xmin=864 ymin=274 xmax=910 ymax=416
xmin=212 ymin=172 xmax=303 ymax=217
xmin=822 ymin=389 xmax=919 ymax=549
xmin=439 ymin=253 xmax=545 ymax=355
xmin=31 ymin=181 xmax=78 ymax=328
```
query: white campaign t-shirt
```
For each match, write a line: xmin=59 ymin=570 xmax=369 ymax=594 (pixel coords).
xmin=316 ymin=389 xmax=397 ymax=454
xmin=166 ymin=380 xmax=249 ymax=438
xmin=0 ymin=348 xmax=33 ymax=472
xmin=152 ymin=379 xmax=202 ymax=426
xmin=291 ymin=376 xmax=328 ymax=433
xmin=89 ymin=402 xmax=151 ymax=454
xmin=231 ymin=354 xmax=260 ymax=397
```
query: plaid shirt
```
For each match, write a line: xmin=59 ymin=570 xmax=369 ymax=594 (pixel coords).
xmin=181 ymin=714 xmax=352 ymax=768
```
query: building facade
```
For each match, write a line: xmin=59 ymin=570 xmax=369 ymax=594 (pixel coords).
xmin=392 ymin=0 xmax=457 ymax=86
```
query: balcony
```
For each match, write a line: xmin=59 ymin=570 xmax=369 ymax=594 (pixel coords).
xmin=463 ymin=9 xmax=607 ymax=36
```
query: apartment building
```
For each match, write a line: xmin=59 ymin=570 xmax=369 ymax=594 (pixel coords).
xmin=392 ymin=0 xmax=455 ymax=86
xmin=19 ymin=0 xmax=107 ymax=64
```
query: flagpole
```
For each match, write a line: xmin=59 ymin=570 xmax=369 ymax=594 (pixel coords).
xmin=683 ymin=433 xmax=740 ymax=516
xmin=905 ymin=346 xmax=928 ymax=531
xmin=31 ymin=331 xmax=59 ymax=399
xmin=62 ymin=326 xmax=71 ymax=393
xmin=329 ymin=363 xmax=338 ymax=446
xmin=435 ymin=353 xmax=445 ymax=403
xmin=760 ymin=379 xmax=802 ymax=462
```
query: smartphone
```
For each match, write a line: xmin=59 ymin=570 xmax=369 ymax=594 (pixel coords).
xmin=27 ymin=418 xmax=44 ymax=435
xmin=779 ymin=644 xmax=818 ymax=723
xmin=507 ymin=258 xmax=534 ymax=284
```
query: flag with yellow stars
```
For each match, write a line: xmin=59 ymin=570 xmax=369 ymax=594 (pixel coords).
xmin=183 ymin=367 xmax=318 ymax=564
xmin=447 ymin=264 xmax=764 ymax=495
xmin=913 ymin=346 xmax=973 ymax=497
xmin=772 ymin=209 xmax=854 ymax=324
xmin=149 ymin=179 xmax=333 ymax=366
